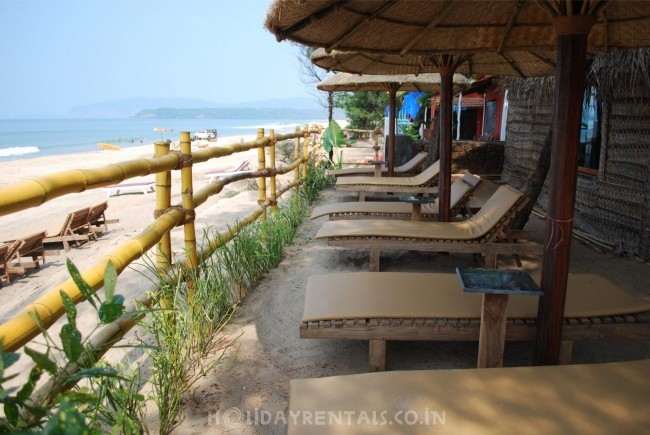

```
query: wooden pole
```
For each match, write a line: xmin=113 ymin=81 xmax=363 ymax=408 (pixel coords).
xmin=294 ymin=126 xmax=301 ymax=186
xmin=387 ymin=83 xmax=399 ymax=176
xmin=257 ymin=128 xmax=267 ymax=217
xmin=269 ymin=129 xmax=277 ymax=211
xmin=302 ymin=124 xmax=309 ymax=180
xmin=154 ymin=140 xmax=172 ymax=309
xmin=438 ymin=65 xmax=454 ymax=222
xmin=180 ymin=131 xmax=199 ymax=297
xmin=535 ymin=17 xmax=593 ymax=366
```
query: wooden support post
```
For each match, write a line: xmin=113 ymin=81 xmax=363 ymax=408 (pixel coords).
xmin=438 ymin=65 xmax=454 ymax=222
xmin=369 ymin=339 xmax=386 ymax=372
xmin=477 ymin=293 xmax=509 ymax=368
xmin=359 ymin=191 xmax=366 ymax=202
xmin=257 ymin=128 xmax=267 ymax=217
xmin=180 ymin=131 xmax=199 ymax=298
xmin=559 ymin=340 xmax=574 ymax=365
xmin=535 ymin=18 xmax=593 ymax=366
xmin=269 ymin=129 xmax=277 ymax=212
xmin=369 ymin=248 xmax=380 ymax=272
xmin=302 ymin=124 xmax=309 ymax=180
xmin=387 ymin=84 xmax=399 ymax=176
xmin=154 ymin=141 xmax=172 ymax=308
xmin=294 ymin=126 xmax=301 ymax=186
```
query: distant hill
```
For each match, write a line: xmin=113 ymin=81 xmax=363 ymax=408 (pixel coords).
xmin=69 ymin=97 xmax=344 ymax=119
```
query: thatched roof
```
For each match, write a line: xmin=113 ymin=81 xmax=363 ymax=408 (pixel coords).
xmin=266 ymin=1 xmax=650 ymax=56
xmin=317 ymin=72 xmax=469 ymax=94
xmin=310 ymin=47 xmax=555 ymax=78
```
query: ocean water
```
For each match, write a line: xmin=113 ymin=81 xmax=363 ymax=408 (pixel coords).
xmin=0 ymin=118 xmax=323 ymax=160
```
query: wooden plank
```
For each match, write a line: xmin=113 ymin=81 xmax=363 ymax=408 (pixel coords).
xmin=477 ymin=294 xmax=509 ymax=368
xmin=369 ymin=339 xmax=386 ymax=372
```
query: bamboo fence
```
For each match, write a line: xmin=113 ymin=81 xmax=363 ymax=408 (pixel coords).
xmin=0 ymin=126 xmax=321 ymax=353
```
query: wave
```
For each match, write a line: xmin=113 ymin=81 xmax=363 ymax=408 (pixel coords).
xmin=0 ymin=146 xmax=40 ymax=158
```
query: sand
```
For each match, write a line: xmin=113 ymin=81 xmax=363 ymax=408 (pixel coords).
xmin=1 ymin=137 xmax=649 ymax=434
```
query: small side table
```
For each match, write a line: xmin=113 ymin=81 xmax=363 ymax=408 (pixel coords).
xmin=456 ymin=267 xmax=543 ymax=368
xmin=399 ymin=195 xmax=437 ymax=221
xmin=368 ymin=160 xmax=385 ymax=178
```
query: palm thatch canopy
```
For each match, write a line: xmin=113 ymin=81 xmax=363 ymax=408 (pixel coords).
xmin=310 ymin=47 xmax=556 ymax=78
xmin=266 ymin=0 xmax=649 ymax=55
xmin=317 ymin=71 xmax=469 ymax=94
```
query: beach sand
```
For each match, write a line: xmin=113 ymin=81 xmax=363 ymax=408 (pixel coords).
xmin=1 ymin=136 xmax=649 ymax=433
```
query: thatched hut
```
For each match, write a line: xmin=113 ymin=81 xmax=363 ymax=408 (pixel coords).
xmin=501 ymin=49 xmax=650 ymax=260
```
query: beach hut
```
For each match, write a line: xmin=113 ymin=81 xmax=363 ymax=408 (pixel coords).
xmin=265 ymin=0 xmax=650 ymax=364
xmin=316 ymin=71 xmax=470 ymax=175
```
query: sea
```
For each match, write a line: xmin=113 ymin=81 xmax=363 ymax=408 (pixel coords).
xmin=0 ymin=118 xmax=324 ymax=161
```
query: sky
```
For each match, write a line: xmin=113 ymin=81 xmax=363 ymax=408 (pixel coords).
xmin=0 ymin=0 xmax=315 ymax=118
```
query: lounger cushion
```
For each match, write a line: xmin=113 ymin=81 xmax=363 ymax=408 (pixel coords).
xmin=288 ymin=359 xmax=650 ymax=434
xmin=315 ymin=185 xmax=522 ymax=240
xmin=311 ymin=173 xmax=479 ymax=219
xmin=302 ymin=272 xmax=650 ymax=322
xmin=327 ymin=152 xmax=427 ymax=176
xmin=336 ymin=160 xmax=439 ymax=187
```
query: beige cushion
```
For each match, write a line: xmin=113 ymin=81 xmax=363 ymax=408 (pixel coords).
xmin=315 ymin=184 xmax=522 ymax=240
xmin=311 ymin=174 xmax=479 ymax=220
xmin=336 ymin=160 xmax=439 ymax=187
xmin=326 ymin=152 xmax=427 ymax=177
xmin=302 ymin=272 xmax=650 ymax=322
xmin=289 ymin=359 xmax=650 ymax=434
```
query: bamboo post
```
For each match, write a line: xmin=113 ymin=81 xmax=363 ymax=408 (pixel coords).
xmin=438 ymin=64 xmax=455 ymax=222
xmin=269 ymin=129 xmax=277 ymax=211
xmin=154 ymin=140 xmax=172 ymax=308
xmin=180 ymin=131 xmax=199 ymax=297
xmin=302 ymin=124 xmax=309 ymax=180
xmin=257 ymin=128 xmax=267 ymax=217
xmin=294 ymin=126 xmax=301 ymax=186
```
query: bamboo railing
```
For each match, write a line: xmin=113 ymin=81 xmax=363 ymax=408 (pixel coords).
xmin=0 ymin=125 xmax=320 ymax=352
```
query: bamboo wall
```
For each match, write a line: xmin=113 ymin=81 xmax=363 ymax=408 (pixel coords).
xmin=501 ymin=85 xmax=650 ymax=260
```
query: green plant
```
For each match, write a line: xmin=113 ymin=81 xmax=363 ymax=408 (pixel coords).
xmin=322 ymin=119 xmax=346 ymax=154
xmin=402 ymin=122 xmax=421 ymax=140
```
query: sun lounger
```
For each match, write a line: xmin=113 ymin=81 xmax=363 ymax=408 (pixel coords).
xmin=43 ymin=207 xmax=92 ymax=252
xmin=315 ymin=184 xmax=538 ymax=271
xmin=205 ymin=160 xmax=251 ymax=183
xmin=288 ymin=359 xmax=650 ymax=434
xmin=311 ymin=173 xmax=481 ymax=221
xmin=87 ymin=201 xmax=119 ymax=235
xmin=336 ymin=160 xmax=440 ymax=201
xmin=0 ymin=241 xmax=22 ymax=287
xmin=326 ymin=151 xmax=427 ymax=177
xmin=102 ymin=181 xmax=155 ymax=197
xmin=301 ymin=272 xmax=650 ymax=371
xmin=1 ymin=231 xmax=49 ymax=280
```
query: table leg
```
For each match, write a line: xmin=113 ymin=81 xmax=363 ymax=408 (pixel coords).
xmin=477 ymin=293 xmax=509 ymax=368
xmin=374 ymin=163 xmax=382 ymax=178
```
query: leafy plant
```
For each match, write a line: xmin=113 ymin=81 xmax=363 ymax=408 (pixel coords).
xmin=322 ymin=119 xmax=346 ymax=153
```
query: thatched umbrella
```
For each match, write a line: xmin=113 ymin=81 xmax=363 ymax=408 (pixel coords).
xmin=317 ymin=71 xmax=470 ymax=175
xmin=266 ymin=1 xmax=650 ymax=365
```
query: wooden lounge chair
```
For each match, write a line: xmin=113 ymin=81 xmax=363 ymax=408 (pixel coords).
xmin=43 ymin=207 xmax=92 ymax=252
xmin=301 ymin=272 xmax=650 ymax=371
xmin=311 ymin=173 xmax=481 ymax=221
xmin=13 ymin=231 xmax=47 ymax=269
xmin=326 ymin=151 xmax=427 ymax=177
xmin=102 ymin=181 xmax=155 ymax=197
xmin=315 ymin=184 xmax=538 ymax=271
xmin=336 ymin=160 xmax=440 ymax=201
xmin=0 ymin=241 xmax=22 ymax=287
xmin=288 ymin=359 xmax=650 ymax=434
xmin=205 ymin=160 xmax=251 ymax=183
xmin=87 ymin=201 xmax=119 ymax=236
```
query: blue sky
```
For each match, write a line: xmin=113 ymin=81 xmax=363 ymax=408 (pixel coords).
xmin=0 ymin=0 xmax=313 ymax=118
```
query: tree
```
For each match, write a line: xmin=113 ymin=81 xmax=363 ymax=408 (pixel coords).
xmin=295 ymin=45 xmax=335 ymax=123
xmin=336 ymin=91 xmax=388 ymax=130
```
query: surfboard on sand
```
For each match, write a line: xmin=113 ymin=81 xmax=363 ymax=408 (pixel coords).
xmin=97 ymin=143 xmax=121 ymax=151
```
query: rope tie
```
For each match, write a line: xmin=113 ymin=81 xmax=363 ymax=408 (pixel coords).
xmin=153 ymin=206 xmax=195 ymax=225
xmin=167 ymin=151 xmax=193 ymax=169
xmin=545 ymin=217 xmax=575 ymax=251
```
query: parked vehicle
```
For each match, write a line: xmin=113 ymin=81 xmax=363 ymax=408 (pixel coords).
xmin=193 ymin=129 xmax=217 ymax=141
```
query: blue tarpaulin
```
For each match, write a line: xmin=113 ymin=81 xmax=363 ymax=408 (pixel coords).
xmin=385 ymin=91 xmax=424 ymax=119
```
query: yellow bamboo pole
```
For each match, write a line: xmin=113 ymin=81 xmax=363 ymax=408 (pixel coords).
xmin=257 ymin=128 xmax=267 ymax=218
xmin=0 ymin=210 xmax=183 ymax=351
xmin=302 ymin=124 xmax=309 ymax=180
xmin=180 ymin=132 xmax=199 ymax=298
xmin=294 ymin=126 xmax=301 ymax=186
xmin=269 ymin=129 xmax=277 ymax=212
xmin=154 ymin=141 xmax=172 ymax=272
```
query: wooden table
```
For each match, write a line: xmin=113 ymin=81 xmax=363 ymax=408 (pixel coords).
xmin=367 ymin=160 xmax=385 ymax=178
xmin=456 ymin=268 xmax=543 ymax=368
xmin=399 ymin=194 xmax=437 ymax=221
